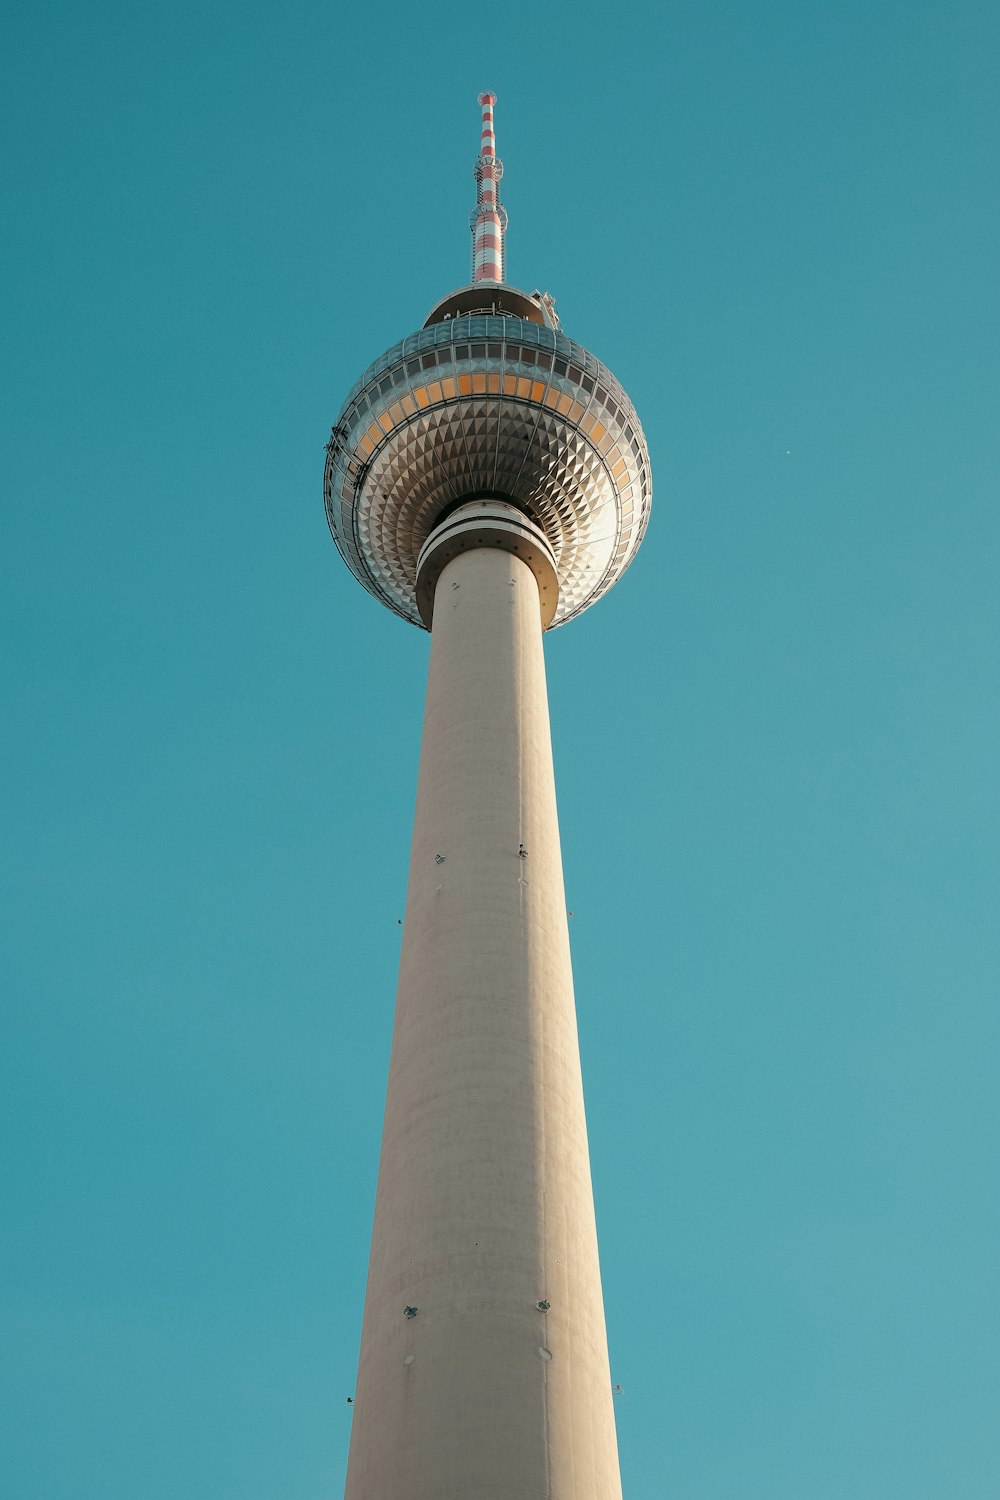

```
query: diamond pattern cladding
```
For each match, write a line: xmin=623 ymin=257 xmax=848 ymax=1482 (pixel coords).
xmin=324 ymin=315 xmax=652 ymax=629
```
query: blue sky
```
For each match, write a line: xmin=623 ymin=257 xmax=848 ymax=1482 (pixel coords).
xmin=3 ymin=1 xmax=998 ymax=1496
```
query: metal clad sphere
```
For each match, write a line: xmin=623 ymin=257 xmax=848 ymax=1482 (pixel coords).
xmin=324 ymin=312 xmax=652 ymax=629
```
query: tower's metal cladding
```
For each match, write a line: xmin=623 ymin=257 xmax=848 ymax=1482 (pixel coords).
xmin=327 ymin=96 xmax=652 ymax=1500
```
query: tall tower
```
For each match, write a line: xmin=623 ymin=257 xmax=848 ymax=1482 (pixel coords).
xmin=325 ymin=95 xmax=652 ymax=1500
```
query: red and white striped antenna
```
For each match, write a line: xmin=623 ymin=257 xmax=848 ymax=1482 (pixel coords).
xmin=471 ymin=91 xmax=508 ymax=284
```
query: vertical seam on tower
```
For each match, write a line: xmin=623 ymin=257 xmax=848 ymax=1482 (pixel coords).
xmin=517 ymin=562 xmax=525 ymax=924
xmin=521 ymin=567 xmax=553 ymax=1499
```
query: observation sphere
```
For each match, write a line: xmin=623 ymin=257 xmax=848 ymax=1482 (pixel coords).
xmin=324 ymin=283 xmax=652 ymax=629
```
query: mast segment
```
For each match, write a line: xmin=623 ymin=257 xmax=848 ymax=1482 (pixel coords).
xmin=471 ymin=90 xmax=507 ymax=283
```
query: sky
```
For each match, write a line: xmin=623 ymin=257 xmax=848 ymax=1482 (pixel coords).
xmin=2 ymin=1 xmax=998 ymax=1496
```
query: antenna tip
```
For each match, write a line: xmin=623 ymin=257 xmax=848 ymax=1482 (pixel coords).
xmin=478 ymin=91 xmax=497 ymax=107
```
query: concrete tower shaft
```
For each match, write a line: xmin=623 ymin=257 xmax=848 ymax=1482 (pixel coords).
xmin=343 ymin=513 xmax=622 ymax=1500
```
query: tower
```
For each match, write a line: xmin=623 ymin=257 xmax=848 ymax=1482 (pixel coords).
xmin=325 ymin=94 xmax=652 ymax=1500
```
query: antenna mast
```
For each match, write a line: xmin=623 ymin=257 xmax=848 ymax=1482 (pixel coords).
xmin=471 ymin=91 xmax=507 ymax=284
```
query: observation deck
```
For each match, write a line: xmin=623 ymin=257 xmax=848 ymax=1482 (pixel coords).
xmin=324 ymin=284 xmax=652 ymax=630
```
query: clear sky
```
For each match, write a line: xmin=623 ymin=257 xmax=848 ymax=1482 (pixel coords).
xmin=3 ymin=1 xmax=998 ymax=1496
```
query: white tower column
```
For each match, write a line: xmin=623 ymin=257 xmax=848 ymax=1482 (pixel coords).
xmin=344 ymin=506 xmax=623 ymax=1500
